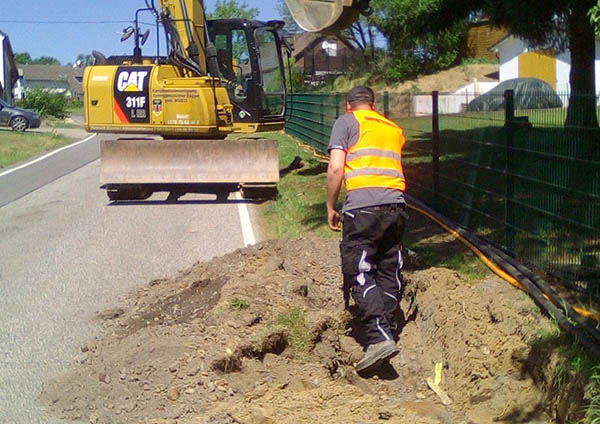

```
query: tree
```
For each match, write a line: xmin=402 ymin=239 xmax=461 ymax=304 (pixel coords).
xmin=13 ymin=53 xmax=61 ymax=66
xmin=30 ymin=56 xmax=61 ymax=65
xmin=14 ymin=52 xmax=32 ymax=64
xmin=369 ymin=0 xmax=469 ymax=82
xmin=589 ymin=1 xmax=600 ymax=36
xmin=411 ymin=0 xmax=599 ymax=127
xmin=344 ymin=16 xmax=378 ymax=61
xmin=276 ymin=0 xmax=301 ymax=33
xmin=206 ymin=0 xmax=259 ymax=20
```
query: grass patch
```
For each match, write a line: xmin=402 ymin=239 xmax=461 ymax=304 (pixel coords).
xmin=402 ymin=211 xmax=491 ymax=281
xmin=410 ymin=243 xmax=490 ymax=281
xmin=228 ymin=297 xmax=250 ymax=311
xmin=273 ymin=307 xmax=311 ymax=359
xmin=251 ymin=306 xmax=311 ymax=359
xmin=0 ymin=130 xmax=75 ymax=169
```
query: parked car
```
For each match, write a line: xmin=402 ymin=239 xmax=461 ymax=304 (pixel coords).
xmin=0 ymin=98 xmax=42 ymax=131
xmin=467 ymin=77 xmax=563 ymax=112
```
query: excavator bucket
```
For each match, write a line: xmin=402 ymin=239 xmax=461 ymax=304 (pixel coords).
xmin=284 ymin=0 xmax=361 ymax=33
xmin=100 ymin=138 xmax=279 ymax=185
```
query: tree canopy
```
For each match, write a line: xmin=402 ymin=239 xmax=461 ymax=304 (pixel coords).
xmin=590 ymin=1 xmax=600 ymax=36
xmin=206 ymin=0 xmax=259 ymax=20
xmin=368 ymin=0 xmax=469 ymax=82
xmin=14 ymin=52 xmax=32 ymax=64
xmin=13 ymin=52 xmax=60 ymax=65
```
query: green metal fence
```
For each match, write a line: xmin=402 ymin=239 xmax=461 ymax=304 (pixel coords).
xmin=285 ymin=90 xmax=600 ymax=296
xmin=285 ymin=93 xmax=342 ymax=153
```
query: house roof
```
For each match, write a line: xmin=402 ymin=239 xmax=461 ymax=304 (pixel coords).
xmin=19 ymin=65 xmax=84 ymax=95
xmin=489 ymin=34 xmax=516 ymax=52
xmin=290 ymin=32 xmax=356 ymax=59
xmin=19 ymin=64 xmax=83 ymax=81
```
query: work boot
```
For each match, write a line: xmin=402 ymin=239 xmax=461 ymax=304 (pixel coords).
xmin=356 ymin=340 xmax=399 ymax=374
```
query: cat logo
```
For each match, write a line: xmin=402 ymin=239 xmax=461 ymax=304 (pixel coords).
xmin=116 ymin=70 xmax=149 ymax=92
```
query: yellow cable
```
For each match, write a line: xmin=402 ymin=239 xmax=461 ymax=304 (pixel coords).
xmin=408 ymin=203 xmax=600 ymax=322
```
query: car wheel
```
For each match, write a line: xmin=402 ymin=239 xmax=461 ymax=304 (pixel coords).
xmin=10 ymin=116 xmax=29 ymax=131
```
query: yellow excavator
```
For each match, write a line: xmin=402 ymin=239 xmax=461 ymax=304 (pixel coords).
xmin=84 ymin=0 xmax=369 ymax=201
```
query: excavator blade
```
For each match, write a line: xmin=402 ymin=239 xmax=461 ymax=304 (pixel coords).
xmin=100 ymin=138 xmax=279 ymax=185
xmin=284 ymin=0 xmax=361 ymax=33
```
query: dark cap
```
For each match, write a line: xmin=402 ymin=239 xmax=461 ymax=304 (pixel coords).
xmin=347 ymin=85 xmax=375 ymax=105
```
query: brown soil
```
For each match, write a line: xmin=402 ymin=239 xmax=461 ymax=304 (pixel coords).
xmin=391 ymin=64 xmax=499 ymax=94
xmin=41 ymin=225 xmax=588 ymax=424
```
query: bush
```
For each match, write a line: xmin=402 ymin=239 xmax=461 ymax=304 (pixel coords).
xmin=19 ymin=89 xmax=67 ymax=119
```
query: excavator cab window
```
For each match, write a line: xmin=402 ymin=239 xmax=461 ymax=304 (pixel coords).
xmin=214 ymin=30 xmax=252 ymax=104
xmin=208 ymin=19 xmax=286 ymax=125
xmin=255 ymin=28 xmax=285 ymax=117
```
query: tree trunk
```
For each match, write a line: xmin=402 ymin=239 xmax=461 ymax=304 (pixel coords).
xmin=368 ymin=25 xmax=376 ymax=62
xmin=565 ymin=1 xmax=598 ymax=128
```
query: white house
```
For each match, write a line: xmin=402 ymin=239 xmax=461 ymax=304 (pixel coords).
xmin=0 ymin=30 xmax=19 ymax=104
xmin=491 ymin=35 xmax=600 ymax=94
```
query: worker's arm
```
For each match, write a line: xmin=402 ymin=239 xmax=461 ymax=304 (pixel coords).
xmin=326 ymin=148 xmax=346 ymax=231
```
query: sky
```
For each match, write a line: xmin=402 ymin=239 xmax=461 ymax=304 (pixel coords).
xmin=0 ymin=0 xmax=282 ymax=65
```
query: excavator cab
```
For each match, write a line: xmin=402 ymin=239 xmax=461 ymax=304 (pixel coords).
xmin=208 ymin=19 xmax=287 ymax=133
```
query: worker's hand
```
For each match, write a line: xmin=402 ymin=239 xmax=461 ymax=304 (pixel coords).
xmin=327 ymin=208 xmax=341 ymax=232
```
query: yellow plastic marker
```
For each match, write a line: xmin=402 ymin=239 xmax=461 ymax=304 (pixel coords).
xmin=434 ymin=362 xmax=443 ymax=386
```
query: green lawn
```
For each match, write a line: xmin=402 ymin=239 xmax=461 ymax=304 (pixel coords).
xmin=0 ymin=130 xmax=75 ymax=169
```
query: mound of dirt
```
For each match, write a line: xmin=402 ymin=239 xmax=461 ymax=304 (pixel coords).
xmin=391 ymin=64 xmax=499 ymax=94
xmin=42 ymin=237 xmax=567 ymax=424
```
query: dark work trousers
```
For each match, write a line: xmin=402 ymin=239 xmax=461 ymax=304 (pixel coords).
xmin=340 ymin=204 xmax=407 ymax=345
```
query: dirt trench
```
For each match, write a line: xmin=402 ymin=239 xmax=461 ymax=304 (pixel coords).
xmin=41 ymin=238 xmax=588 ymax=424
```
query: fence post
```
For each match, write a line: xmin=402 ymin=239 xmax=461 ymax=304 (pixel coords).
xmin=432 ymin=91 xmax=440 ymax=210
xmin=320 ymin=94 xmax=325 ymax=147
xmin=504 ymin=89 xmax=515 ymax=252
xmin=384 ymin=91 xmax=390 ymax=119
xmin=288 ymin=92 xmax=293 ymax=124
xmin=335 ymin=92 xmax=340 ymax=119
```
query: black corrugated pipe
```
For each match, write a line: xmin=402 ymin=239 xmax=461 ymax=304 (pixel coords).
xmin=406 ymin=195 xmax=600 ymax=359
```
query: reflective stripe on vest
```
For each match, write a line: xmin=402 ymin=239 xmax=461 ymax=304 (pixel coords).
xmin=344 ymin=110 xmax=406 ymax=192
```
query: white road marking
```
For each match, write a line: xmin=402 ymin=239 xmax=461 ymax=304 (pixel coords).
xmin=235 ymin=192 xmax=256 ymax=246
xmin=0 ymin=133 xmax=97 ymax=178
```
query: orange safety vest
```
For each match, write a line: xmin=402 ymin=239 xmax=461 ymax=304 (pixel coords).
xmin=344 ymin=110 xmax=406 ymax=192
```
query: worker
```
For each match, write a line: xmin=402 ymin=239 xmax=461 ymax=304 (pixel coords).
xmin=216 ymin=49 xmax=236 ymax=82
xmin=326 ymin=85 xmax=407 ymax=374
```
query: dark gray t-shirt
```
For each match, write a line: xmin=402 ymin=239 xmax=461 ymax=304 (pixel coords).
xmin=328 ymin=113 xmax=405 ymax=213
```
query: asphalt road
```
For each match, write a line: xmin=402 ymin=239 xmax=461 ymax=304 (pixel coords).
xmin=0 ymin=134 xmax=260 ymax=423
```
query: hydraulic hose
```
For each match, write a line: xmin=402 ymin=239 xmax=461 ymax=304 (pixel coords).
xmin=406 ymin=195 xmax=600 ymax=358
